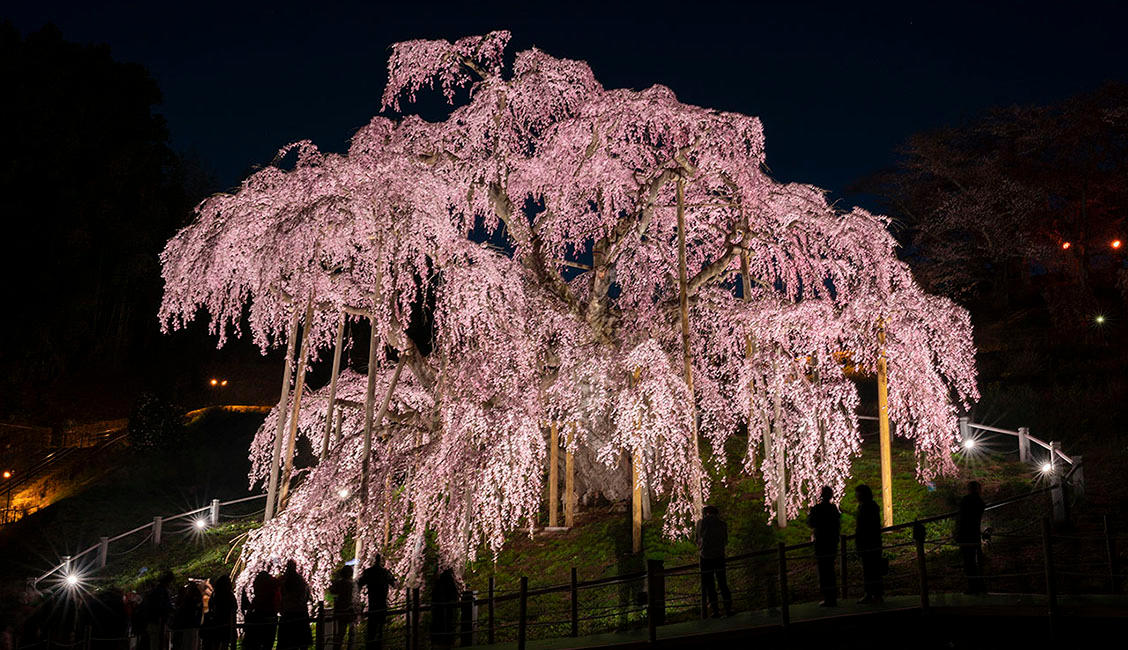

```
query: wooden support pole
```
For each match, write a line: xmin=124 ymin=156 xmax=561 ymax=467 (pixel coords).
xmin=876 ymin=321 xmax=894 ymax=528
xmin=632 ymin=451 xmax=643 ymax=554
xmin=265 ymin=309 xmax=300 ymax=521
xmin=383 ymin=474 xmax=391 ymax=547
xmin=209 ymin=499 xmax=220 ymax=525
xmin=360 ymin=320 xmax=379 ymax=502
xmin=279 ymin=296 xmax=315 ymax=508
xmin=676 ymin=175 xmax=704 ymax=516
xmin=549 ymin=421 xmax=559 ymax=528
xmin=770 ymin=356 xmax=787 ymax=528
xmin=321 ymin=311 xmax=347 ymax=458
xmin=565 ymin=424 xmax=576 ymax=528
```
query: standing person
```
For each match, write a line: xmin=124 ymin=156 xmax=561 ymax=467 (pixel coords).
xmin=957 ymin=480 xmax=987 ymax=594
xmin=807 ymin=486 xmax=841 ymax=607
xmin=201 ymin=576 xmax=235 ymax=650
xmin=853 ymin=484 xmax=884 ymax=604
xmin=278 ymin=561 xmax=313 ymax=650
xmin=243 ymin=571 xmax=280 ymax=650
xmin=170 ymin=581 xmax=204 ymax=650
xmin=694 ymin=505 xmax=733 ymax=618
xmin=429 ymin=569 xmax=458 ymax=649
xmin=357 ymin=556 xmax=397 ymax=650
xmin=327 ymin=566 xmax=356 ymax=650
xmin=139 ymin=571 xmax=176 ymax=650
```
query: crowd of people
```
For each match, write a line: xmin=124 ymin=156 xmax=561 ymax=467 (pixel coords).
xmin=694 ymin=480 xmax=988 ymax=616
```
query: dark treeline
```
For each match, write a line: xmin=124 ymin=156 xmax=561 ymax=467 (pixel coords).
xmin=0 ymin=23 xmax=271 ymax=423
xmin=861 ymin=83 xmax=1128 ymax=447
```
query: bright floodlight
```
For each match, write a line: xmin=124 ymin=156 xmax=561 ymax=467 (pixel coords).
xmin=1095 ymin=315 xmax=1106 ymax=325
xmin=194 ymin=518 xmax=207 ymax=530
xmin=1041 ymin=462 xmax=1053 ymax=474
xmin=962 ymin=438 xmax=976 ymax=450
xmin=337 ymin=488 xmax=350 ymax=499
xmin=65 ymin=574 xmax=79 ymax=587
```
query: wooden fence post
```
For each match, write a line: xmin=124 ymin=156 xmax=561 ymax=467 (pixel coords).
xmin=459 ymin=590 xmax=475 ymax=647
xmin=913 ymin=521 xmax=929 ymax=611
xmin=517 ymin=576 xmax=528 ymax=650
xmin=152 ymin=517 xmax=162 ymax=546
xmin=1049 ymin=442 xmax=1067 ymax=524
xmin=777 ymin=543 xmax=790 ymax=629
xmin=313 ymin=602 xmax=324 ymax=650
xmin=646 ymin=559 xmax=665 ymax=642
xmin=1018 ymin=427 xmax=1031 ymax=463
xmin=98 ymin=537 xmax=109 ymax=569
xmin=411 ymin=588 xmax=420 ymax=650
xmin=1042 ymin=517 xmax=1058 ymax=633
xmin=570 ymin=567 xmax=579 ymax=637
xmin=1105 ymin=515 xmax=1120 ymax=594
xmin=840 ymin=535 xmax=849 ymax=600
xmin=209 ymin=499 xmax=220 ymax=525
xmin=487 ymin=576 xmax=495 ymax=644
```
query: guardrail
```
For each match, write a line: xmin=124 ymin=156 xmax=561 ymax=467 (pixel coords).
xmin=35 ymin=493 xmax=268 ymax=587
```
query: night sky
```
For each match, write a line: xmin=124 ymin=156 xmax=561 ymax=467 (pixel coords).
xmin=8 ymin=0 xmax=1128 ymax=207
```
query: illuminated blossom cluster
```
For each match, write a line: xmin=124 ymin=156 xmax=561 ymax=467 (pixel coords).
xmin=160 ymin=31 xmax=977 ymax=593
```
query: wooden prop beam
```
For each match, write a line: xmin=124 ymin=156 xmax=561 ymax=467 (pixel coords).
xmin=549 ymin=421 xmax=560 ymax=528
xmin=877 ymin=320 xmax=893 ymax=527
xmin=321 ymin=311 xmax=346 ymax=458
xmin=565 ymin=424 xmax=576 ymax=528
xmin=279 ymin=296 xmax=315 ymax=508
xmin=265 ymin=309 xmax=301 ymax=522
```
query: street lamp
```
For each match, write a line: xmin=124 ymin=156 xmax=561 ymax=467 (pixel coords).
xmin=3 ymin=470 xmax=11 ymax=523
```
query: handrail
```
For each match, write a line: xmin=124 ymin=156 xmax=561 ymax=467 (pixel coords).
xmin=34 ymin=492 xmax=268 ymax=585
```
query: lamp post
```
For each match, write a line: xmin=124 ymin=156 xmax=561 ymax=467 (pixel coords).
xmin=3 ymin=471 xmax=11 ymax=524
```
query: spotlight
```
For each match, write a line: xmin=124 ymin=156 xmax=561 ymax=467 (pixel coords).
xmin=1061 ymin=241 xmax=1071 ymax=250
xmin=221 ymin=380 xmax=228 ymax=386
xmin=963 ymin=438 xmax=976 ymax=450
xmin=338 ymin=488 xmax=350 ymax=499
xmin=1041 ymin=462 xmax=1053 ymax=474
xmin=210 ymin=379 xmax=218 ymax=386
xmin=194 ymin=518 xmax=207 ymax=530
xmin=1113 ymin=240 xmax=1122 ymax=249
xmin=65 ymin=574 xmax=79 ymax=587
xmin=1095 ymin=315 xmax=1106 ymax=325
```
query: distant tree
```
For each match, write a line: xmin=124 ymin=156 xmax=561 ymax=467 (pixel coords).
xmin=0 ymin=23 xmax=204 ymax=415
xmin=863 ymin=84 xmax=1128 ymax=325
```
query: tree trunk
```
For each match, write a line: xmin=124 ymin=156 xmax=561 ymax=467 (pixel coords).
xmin=676 ymin=176 xmax=705 ymax=515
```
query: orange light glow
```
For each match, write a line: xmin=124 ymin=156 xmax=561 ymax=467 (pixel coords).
xmin=1113 ymin=240 xmax=1123 ymax=249
xmin=221 ymin=380 xmax=228 ymax=386
xmin=2 ymin=471 xmax=10 ymax=479
xmin=1061 ymin=241 xmax=1071 ymax=250
xmin=210 ymin=379 xmax=218 ymax=386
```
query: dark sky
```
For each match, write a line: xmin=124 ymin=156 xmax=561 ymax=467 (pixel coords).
xmin=8 ymin=0 xmax=1128 ymax=208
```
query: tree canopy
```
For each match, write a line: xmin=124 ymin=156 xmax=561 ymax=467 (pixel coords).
xmin=160 ymin=32 xmax=977 ymax=593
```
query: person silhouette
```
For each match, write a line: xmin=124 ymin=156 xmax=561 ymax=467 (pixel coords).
xmin=695 ymin=505 xmax=733 ymax=618
xmin=430 ymin=569 xmax=459 ymax=649
xmin=807 ymin=486 xmax=841 ymax=607
xmin=278 ymin=561 xmax=312 ymax=650
xmin=357 ymin=556 xmax=397 ymax=650
xmin=327 ymin=566 xmax=356 ymax=650
xmin=201 ymin=575 xmax=235 ymax=650
xmin=853 ymin=484 xmax=883 ymax=604
xmin=957 ymin=480 xmax=987 ymax=594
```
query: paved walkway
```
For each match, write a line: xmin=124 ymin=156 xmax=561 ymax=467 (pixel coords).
xmin=470 ymin=592 xmax=1128 ymax=649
